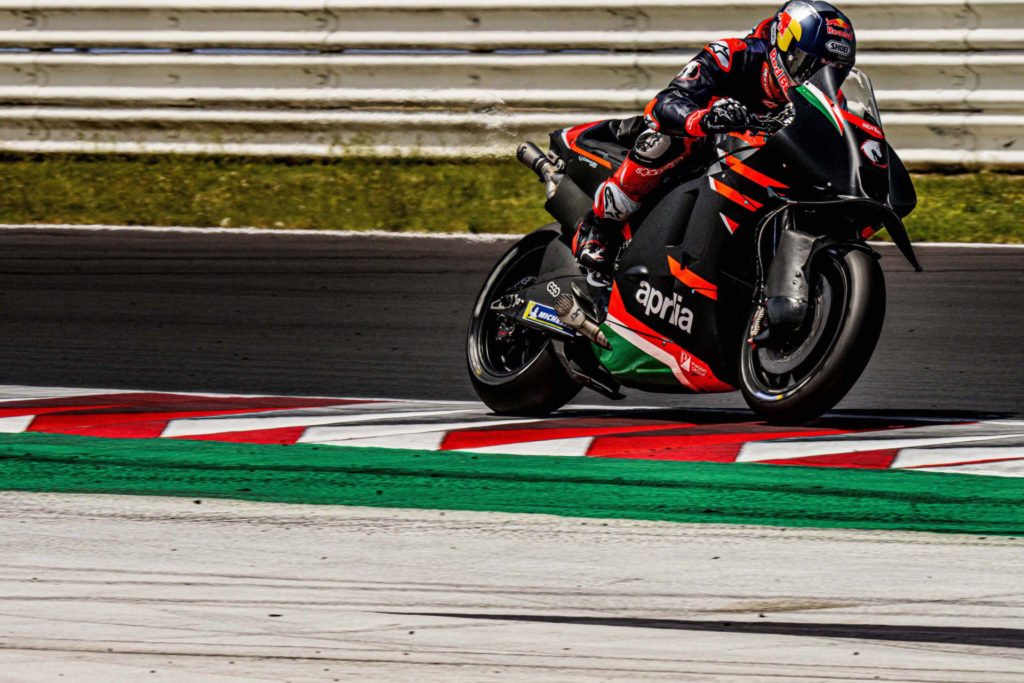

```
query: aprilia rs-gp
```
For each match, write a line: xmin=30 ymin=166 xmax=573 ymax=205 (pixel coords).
xmin=467 ymin=67 xmax=919 ymax=424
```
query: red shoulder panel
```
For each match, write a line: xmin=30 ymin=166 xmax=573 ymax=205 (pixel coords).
xmin=703 ymin=38 xmax=748 ymax=72
xmin=748 ymin=17 xmax=773 ymax=40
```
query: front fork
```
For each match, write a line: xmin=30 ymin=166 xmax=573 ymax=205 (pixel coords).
xmin=761 ymin=228 xmax=818 ymax=334
xmin=749 ymin=212 xmax=877 ymax=346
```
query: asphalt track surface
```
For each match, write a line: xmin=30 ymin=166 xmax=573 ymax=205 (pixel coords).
xmin=0 ymin=226 xmax=1020 ymax=418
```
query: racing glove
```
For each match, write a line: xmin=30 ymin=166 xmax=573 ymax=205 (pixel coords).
xmin=699 ymin=98 xmax=752 ymax=134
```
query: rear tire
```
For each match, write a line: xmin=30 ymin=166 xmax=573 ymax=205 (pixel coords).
xmin=740 ymin=247 xmax=885 ymax=424
xmin=466 ymin=229 xmax=582 ymax=416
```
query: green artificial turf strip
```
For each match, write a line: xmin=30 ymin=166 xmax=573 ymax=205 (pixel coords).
xmin=2 ymin=432 xmax=1022 ymax=535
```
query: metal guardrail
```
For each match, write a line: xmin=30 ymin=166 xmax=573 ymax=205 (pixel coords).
xmin=0 ymin=0 xmax=1019 ymax=50
xmin=0 ymin=1 xmax=1020 ymax=167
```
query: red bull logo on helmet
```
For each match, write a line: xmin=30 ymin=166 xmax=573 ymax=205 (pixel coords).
xmin=769 ymin=48 xmax=792 ymax=90
xmin=827 ymin=17 xmax=854 ymax=39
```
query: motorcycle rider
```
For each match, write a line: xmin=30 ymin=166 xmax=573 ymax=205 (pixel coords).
xmin=574 ymin=0 xmax=857 ymax=284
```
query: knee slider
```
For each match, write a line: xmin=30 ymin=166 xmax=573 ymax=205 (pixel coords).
xmin=632 ymin=130 xmax=674 ymax=165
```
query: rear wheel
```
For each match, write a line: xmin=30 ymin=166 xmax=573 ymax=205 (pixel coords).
xmin=740 ymin=247 xmax=885 ymax=424
xmin=466 ymin=229 xmax=581 ymax=415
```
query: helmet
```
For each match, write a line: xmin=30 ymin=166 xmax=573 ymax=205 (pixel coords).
xmin=769 ymin=1 xmax=856 ymax=88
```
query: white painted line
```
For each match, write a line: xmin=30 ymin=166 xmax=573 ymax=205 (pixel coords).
xmin=911 ymin=242 xmax=1024 ymax=249
xmin=0 ymin=225 xmax=1020 ymax=248
xmin=0 ymin=384 xmax=401 ymax=403
xmin=893 ymin=446 xmax=1024 ymax=469
xmin=211 ymin=401 xmax=480 ymax=420
xmin=161 ymin=408 xmax=482 ymax=438
xmin=0 ymin=385 xmax=136 ymax=402
xmin=916 ymin=460 xmax=1024 ymax=477
xmin=460 ymin=436 xmax=594 ymax=457
xmin=0 ymin=415 xmax=35 ymax=433
xmin=298 ymin=417 xmax=534 ymax=445
xmin=0 ymin=224 xmax=520 ymax=243
xmin=163 ymin=399 xmax=480 ymax=426
xmin=736 ymin=433 xmax=1023 ymax=462
xmin=312 ymin=433 xmax=451 ymax=451
xmin=777 ymin=420 xmax=1024 ymax=442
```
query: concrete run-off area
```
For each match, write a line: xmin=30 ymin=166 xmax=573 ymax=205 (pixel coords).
xmin=2 ymin=492 xmax=1024 ymax=682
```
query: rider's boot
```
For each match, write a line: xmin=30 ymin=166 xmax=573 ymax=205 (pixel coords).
xmin=574 ymin=171 xmax=641 ymax=286
xmin=573 ymin=210 xmax=624 ymax=286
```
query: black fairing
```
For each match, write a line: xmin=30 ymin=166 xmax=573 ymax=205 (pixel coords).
xmin=710 ymin=67 xmax=920 ymax=270
xmin=537 ymin=67 xmax=917 ymax=392
xmin=761 ymin=71 xmax=884 ymax=202
xmin=615 ymin=180 xmax=745 ymax=387
xmin=887 ymin=142 xmax=917 ymax=218
xmin=548 ymin=121 xmax=625 ymax=196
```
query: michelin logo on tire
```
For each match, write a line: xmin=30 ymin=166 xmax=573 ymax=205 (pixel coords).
xmin=635 ymin=281 xmax=694 ymax=332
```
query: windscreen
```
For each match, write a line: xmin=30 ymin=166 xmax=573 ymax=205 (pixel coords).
xmin=750 ymin=64 xmax=891 ymax=202
xmin=839 ymin=68 xmax=882 ymax=127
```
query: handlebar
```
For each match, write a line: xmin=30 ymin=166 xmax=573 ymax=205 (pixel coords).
xmin=749 ymin=104 xmax=796 ymax=135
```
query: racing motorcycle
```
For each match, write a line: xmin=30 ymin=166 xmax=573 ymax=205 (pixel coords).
xmin=466 ymin=67 xmax=919 ymax=424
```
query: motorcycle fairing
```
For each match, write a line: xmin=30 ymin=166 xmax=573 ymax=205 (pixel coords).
xmin=542 ymin=67 xmax=919 ymax=395
xmin=754 ymin=73 xmax=921 ymax=271
xmin=595 ymin=285 xmax=734 ymax=392
xmin=556 ymin=215 xmax=739 ymax=392
xmin=598 ymin=128 xmax=800 ymax=394
xmin=886 ymin=140 xmax=917 ymax=218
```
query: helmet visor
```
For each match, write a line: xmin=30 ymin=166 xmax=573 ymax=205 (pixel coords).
xmin=782 ymin=44 xmax=824 ymax=85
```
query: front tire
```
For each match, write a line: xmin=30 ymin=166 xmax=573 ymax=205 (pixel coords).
xmin=466 ymin=228 xmax=582 ymax=416
xmin=740 ymin=247 xmax=885 ymax=424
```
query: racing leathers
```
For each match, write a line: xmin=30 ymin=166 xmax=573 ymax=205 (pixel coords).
xmin=575 ymin=23 xmax=790 ymax=280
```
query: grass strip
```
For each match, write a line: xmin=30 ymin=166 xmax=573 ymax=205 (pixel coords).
xmin=2 ymin=432 xmax=1022 ymax=535
xmin=0 ymin=154 xmax=1021 ymax=242
xmin=0 ymin=155 xmax=549 ymax=234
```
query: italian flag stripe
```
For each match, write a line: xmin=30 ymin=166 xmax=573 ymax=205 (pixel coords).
xmin=798 ymin=83 xmax=844 ymax=135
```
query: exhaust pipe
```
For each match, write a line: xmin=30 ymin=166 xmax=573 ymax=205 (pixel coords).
xmin=553 ymin=293 xmax=611 ymax=350
xmin=516 ymin=141 xmax=563 ymax=199
xmin=517 ymin=140 xmax=593 ymax=232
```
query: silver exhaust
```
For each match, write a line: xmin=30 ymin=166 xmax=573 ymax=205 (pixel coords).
xmin=553 ymin=293 xmax=611 ymax=350
xmin=516 ymin=141 xmax=564 ymax=199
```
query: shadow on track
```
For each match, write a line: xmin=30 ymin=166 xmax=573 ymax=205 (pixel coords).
xmin=393 ymin=612 xmax=1024 ymax=649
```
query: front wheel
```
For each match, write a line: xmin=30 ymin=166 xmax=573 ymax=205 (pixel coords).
xmin=740 ymin=247 xmax=885 ymax=424
xmin=466 ymin=228 xmax=581 ymax=416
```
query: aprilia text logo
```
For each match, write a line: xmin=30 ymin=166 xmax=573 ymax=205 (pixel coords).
xmin=635 ymin=282 xmax=694 ymax=332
